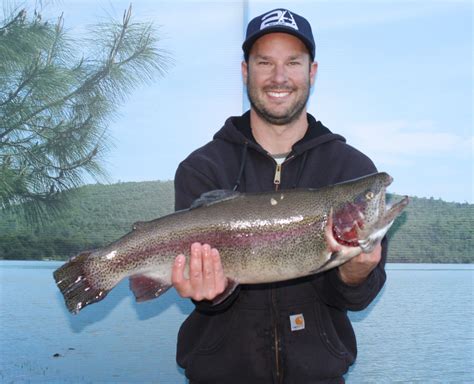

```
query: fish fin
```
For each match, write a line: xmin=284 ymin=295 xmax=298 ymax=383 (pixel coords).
xmin=211 ymin=278 xmax=239 ymax=306
xmin=53 ymin=251 xmax=110 ymax=314
xmin=129 ymin=274 xmax=171 ymax=302
xmin=190 ymin=190 xmax=240 ymax=209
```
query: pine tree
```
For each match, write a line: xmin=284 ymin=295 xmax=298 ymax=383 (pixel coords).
xmin=0 ymin=5 xmax=170 ymax=220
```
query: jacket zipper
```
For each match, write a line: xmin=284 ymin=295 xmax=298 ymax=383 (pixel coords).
xmin=273 ymin=164 xmax=282 ymax=191
xmin=273 ymin=155 xmax=294 ymax=191
xmin=271 ymin=288 xmax=282 ymax=383
xmin=270 ymin=155 xmax=296 ymax=380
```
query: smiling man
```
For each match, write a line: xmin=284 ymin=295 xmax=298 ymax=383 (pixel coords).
xmin=245 ymin=31 xmax=316 ymax=124
xmin=172 ymin=8 xmax=386 ymax=383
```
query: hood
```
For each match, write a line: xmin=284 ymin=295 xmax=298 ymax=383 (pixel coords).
xmin=213 ymin=111 xmax=346 ymax=155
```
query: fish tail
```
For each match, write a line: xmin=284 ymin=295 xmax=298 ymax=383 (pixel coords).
xmin=53 ymin=251 xmax=110 ymax=314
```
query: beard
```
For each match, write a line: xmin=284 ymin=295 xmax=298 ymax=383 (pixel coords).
xmin=246 ymin=74 xmax=311 ymax=126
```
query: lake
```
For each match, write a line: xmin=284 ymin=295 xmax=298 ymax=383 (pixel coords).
xmin=0 ymin=261 xmax=472 ymax=383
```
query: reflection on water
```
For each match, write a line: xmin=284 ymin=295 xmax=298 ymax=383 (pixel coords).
xmin=0 ymin=261 xmax=472 ymax=383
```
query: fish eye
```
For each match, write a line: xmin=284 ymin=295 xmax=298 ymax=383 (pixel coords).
xmin=366 ymin=191 xmax=375 ymax=200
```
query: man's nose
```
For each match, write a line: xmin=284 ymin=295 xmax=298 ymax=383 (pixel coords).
xmin=271 ymin=63 xmax=288 ymax=83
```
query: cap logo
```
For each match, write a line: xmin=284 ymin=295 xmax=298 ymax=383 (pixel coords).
xmin=260 ymin=9 xmax=298 ymax=31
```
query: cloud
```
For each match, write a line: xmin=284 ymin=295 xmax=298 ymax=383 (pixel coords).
xmin=341 ymin=120 xmax=473 ymax=165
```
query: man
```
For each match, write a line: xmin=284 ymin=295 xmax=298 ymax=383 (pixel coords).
xmin=172 ymin=8 xmax=386 ymax=384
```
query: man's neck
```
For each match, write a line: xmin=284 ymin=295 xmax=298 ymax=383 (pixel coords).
xmin=250 ymin=109 xmax=309 ymax=154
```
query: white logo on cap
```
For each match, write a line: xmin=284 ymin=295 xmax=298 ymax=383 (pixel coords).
xmin=260 ymin=9 xmax=298 ymax=31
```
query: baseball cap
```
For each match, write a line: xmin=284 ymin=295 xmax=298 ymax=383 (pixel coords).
xmin=242 ymin=9 xmax=316 ymax=61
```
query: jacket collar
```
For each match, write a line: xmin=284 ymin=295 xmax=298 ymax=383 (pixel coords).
xmin=214 ymin=110 xmax=345 ymax=155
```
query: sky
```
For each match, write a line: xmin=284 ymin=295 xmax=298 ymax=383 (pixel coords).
xmin=9 ymin=0 xmax=473 ymax=203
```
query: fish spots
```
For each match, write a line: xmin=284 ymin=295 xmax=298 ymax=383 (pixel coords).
xmin=105 ymin=250 xmax=117 ymax=260
xmin=229 ymin=215 xmax=305 ymax=230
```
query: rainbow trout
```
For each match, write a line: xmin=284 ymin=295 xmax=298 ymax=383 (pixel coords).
xmin=54 ymin=172 xmax=408 ymax=314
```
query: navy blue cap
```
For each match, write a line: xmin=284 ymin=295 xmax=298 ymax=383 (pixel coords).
xmin=242 ymin=9 xmax=316 ymax=61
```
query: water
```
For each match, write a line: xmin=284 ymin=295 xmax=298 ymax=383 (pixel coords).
xmin=0 ymin=262 xmax=472 ymax=383
xmin=346 ymin=264 xmax=474 ymax=383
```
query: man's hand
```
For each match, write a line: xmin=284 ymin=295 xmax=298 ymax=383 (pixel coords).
xmin=172 ymin=242 xmax=228 ymax=301
xmin=338 ymin=244 xmax=382 ymax=286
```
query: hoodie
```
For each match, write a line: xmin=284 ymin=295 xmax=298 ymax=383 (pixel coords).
xmin=174 ymin=112 xmax=387 ymax=384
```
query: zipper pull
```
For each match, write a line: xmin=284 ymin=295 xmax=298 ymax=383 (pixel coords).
xmin=274 ymin=164 xmax=282 ymax=189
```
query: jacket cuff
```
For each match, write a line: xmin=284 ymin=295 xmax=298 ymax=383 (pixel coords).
xmin=192 ymin=285 xmax=241 ymax=314
xmin=326 ymin=264 xmax=385 ymax=311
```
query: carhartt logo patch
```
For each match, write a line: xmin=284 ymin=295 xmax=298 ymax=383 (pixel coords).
xmin=289 ymin=313 xmax=305 ymax=331
xmin=260 ymin=9 xmax=298 ymax=31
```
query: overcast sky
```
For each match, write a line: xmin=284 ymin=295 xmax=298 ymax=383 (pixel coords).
xmin=12 ymin=0 xmax=473 ymax=202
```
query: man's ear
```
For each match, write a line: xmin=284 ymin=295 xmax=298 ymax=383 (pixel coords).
xmin=241 ymin=60 xmax=248 ymax=86
xmin=310 ymin=61 xmax=318 ymax=86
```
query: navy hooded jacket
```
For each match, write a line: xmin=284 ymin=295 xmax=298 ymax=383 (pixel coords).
xmin=174 ymin=112 xmax=387 ymax=383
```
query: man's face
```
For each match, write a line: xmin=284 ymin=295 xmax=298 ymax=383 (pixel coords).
xmin=242 ymin=33 xmax=318 ymax=126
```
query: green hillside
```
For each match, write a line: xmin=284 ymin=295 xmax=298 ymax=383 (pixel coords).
xmin=0 ymin=181 xmax=472 ymax=263
xmin=0 ymin=181 xmax=174 ymax=261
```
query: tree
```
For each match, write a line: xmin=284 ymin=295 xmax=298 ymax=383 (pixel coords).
xmin=0 ymin=5 xmax=170 ymax=220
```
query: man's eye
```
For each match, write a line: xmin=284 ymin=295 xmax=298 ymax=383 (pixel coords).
xmin=289 ymin=61 xmax=301 ymax=66
xmin=258 ymin=61 xmax=270 ymax=65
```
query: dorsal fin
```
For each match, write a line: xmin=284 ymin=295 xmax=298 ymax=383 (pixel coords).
xmin=190 ymin=190 xmax=240 ymax=209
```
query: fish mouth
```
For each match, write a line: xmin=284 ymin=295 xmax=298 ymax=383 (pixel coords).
xmin=381 ymin=195 xmax=409 ymax=226
xmin=359 ymin=191 xmax=409 ymax=237
xmin=332 ymin=180 xmax=408 ymax=249
xmin=357 ymin=195 xmax=409 ymax=252
xmin=384 ymin=174 xmax=394 ymax=187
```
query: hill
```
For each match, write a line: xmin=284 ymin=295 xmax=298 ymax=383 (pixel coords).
xmin=0 ymin=181 xmax=472 ymax=263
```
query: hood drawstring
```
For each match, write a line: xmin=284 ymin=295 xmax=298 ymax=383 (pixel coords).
xmin=233 ymin=141 xmax=249 ymax=192
xmin=292 ymin=151 xmax=308 ymax=189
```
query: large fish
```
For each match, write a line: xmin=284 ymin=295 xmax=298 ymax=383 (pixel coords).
xmin=54 ymin=172 xmax=408 ymax=314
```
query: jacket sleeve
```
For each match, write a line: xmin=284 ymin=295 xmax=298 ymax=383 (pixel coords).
xmin=174 ymin=159 xmax=241 ymax=312
xmin=174 ymin=160 xmax=218 ymax=211
xmin=311 ymin=145 xmax=388 ymax=311
xmin=312 ymin=236 xmax=388 ymax=311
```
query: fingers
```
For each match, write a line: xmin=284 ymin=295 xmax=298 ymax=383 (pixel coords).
xmin=353 ymin=243 xmax=382 ymax=264
xmin=338 ymin=243 xmax=383 ymax=285
xmin=172 ymin=253 xmax=191 ymax=297
xmin=172 ymin=243 xmax=227 ymax=301
xmin=202 ymin=244 xmax=217 ymax=299
xmin=212 ymin=248 xmax=227 ymax=295
xmin=189 ymin=242 xmax=204 ymax=298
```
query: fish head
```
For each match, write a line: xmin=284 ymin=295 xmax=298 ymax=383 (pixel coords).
xmin=331 ymin=172 xmax=408 ymax=252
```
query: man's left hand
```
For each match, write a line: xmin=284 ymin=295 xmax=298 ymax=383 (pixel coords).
xmin=338 ymin=244 xmax=382 ymax=286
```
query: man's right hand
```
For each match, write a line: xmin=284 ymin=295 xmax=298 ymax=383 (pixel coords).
xmin=172 ymin=242 xmax=228 ymax=301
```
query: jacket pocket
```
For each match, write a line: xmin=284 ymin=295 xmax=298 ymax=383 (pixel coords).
xmin=280 ymin=302 xmax=353 ymax=381
xmin=314 ymin=302 xmax=355 ymax=361
xmin=194 ymin=305 xmax=237 ymax=354
xmin=177 ymin=305 xmax=236 ymax=366
xmin=179 ymin=306 xmax=273 ymax=383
